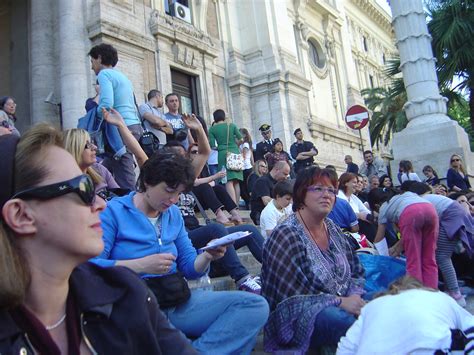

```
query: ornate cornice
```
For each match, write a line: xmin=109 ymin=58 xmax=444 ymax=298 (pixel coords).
xmin=149 ymin=10 xmax=218 ymax=58
xmin=350 ymin=0 xmax=392 ymax=33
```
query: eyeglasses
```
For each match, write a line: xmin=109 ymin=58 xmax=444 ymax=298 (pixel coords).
xmin=12 ymin=174 xmax=96 ymax=206
xmin=84 ymin=141 xmax=96 ymax=150
xmin=451 ymin=159 xmax=460 ymax=162
xmin=307 ymin=185 xmax=337 ymax=196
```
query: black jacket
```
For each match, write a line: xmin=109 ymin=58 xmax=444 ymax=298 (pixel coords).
xmin=0 ymin=263 xmax=197 ymax=355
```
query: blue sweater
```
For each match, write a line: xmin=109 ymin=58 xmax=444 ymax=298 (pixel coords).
xmin=96 ymin=68 xmax=140 ymax=126
xmin=91 ymin=192 xmax=203 ymax=280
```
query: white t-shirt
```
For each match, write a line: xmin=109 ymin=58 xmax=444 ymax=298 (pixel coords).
xmin=337 ymin=289 xmax=474 ymax=354
xmin=260 ymin=200 xmax=292 ymax=236
xmin=208 ymin=149 xmax=218 ymax=165
xmin=337 ymin=190 xmax=370 ymax=215
xmin=240 ymin=142 xmax=253 ymax=170
xmin=400 ymin=172 xmax=422 ymax=183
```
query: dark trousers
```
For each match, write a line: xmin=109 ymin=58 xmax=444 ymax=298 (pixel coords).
xmin=192 ymin=183 xmax=237 ymax=213
xmin=102 ymin=124 xmax=142 ymax=191
xmin=239 ymin=168 xmax=253 ymax=208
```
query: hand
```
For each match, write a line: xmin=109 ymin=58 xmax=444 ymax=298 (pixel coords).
xmin=214 ymin=170 xmax=226 ymax=180
xmin=135 ymin=253 xmax=176 ymax=274
xmin=389 ymin=245 xmax=402 ymax=257
xmin=203 ymin=244 xmax=228 ymax=261
xmin=102 ymin=107 xmax=126 ymax=128
xmin=182 ymin=113 xmax=202 ymax=131
xmin=339 ymin=294 xmax=365 ymax=316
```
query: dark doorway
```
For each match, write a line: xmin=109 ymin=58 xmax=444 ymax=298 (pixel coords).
xmin=171 ymin=69 xmax=199 ymax=115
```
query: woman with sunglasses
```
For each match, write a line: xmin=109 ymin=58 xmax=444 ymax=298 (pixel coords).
xmin=261 ymin=167 xmax=366 ymax=353
xmin=447 ymin=154 xmax=471 ymax=192
xmin=94 ymin=109 xmax=269 ymax=354
xmin=0 ymin=125 xmax=196 ymax=354
xmin=63 ymin=128 xmax=124 ymax=200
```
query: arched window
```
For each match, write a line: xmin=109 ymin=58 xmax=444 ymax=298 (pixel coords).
xmin=308 ymin=38 xmax=326 ymax=69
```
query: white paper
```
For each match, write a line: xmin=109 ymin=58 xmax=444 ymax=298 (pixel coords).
xmin=199 ymin=231 xmax=252 ymax=251
xmin=374 ymin=239 xmax=389 ymax=256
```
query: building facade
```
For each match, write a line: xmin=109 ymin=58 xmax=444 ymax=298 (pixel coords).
xmin=0 ymin=0 xmax=395 ymax=169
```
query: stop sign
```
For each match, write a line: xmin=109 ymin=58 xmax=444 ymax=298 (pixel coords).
xmin=345 ymin=105 xmax=369 ymax=130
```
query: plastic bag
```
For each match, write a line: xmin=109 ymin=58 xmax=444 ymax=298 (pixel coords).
xmin=358 ymin=254 xmax=406 ymax=293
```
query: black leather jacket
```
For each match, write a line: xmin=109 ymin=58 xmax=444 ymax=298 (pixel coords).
xmin=0 ymin=263 xmax=197 ymax=355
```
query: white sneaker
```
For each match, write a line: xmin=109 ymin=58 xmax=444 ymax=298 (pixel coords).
xmin=238 ymin=276 xmax=262 ymax=294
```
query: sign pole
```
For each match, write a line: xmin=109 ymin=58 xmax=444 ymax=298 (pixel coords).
xmin=358 ymin=129 xmax=364 ymax=153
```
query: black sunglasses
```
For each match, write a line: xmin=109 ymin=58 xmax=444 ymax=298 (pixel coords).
xmin=12 ymin=174 xmax=96 ymax=206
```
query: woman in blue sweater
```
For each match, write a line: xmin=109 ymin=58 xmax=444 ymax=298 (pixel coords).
xmin=92 ymin=151 xmax=269 ymax=354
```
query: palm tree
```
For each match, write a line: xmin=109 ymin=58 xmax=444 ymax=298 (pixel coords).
xmin=427 ymin=0 xmax=474 ymax=130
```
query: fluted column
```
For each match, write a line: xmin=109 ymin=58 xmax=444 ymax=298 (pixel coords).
xmin=390 ymin=0 xmax=450 ymax=127
xmin=58 ymin=0 xmax=89 ymax=128
xmin=388 ymin=0 xmax=473 ymax=181
xmin=30 ymin=0 xmax=58 ymax=125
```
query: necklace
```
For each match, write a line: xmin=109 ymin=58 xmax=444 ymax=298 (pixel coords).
xmin=45 ymin=313 xmax=67 ymax=331
xmin=298 ymin=211 xmax=327 ymax=246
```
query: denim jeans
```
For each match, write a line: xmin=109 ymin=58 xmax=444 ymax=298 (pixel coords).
xmin=102 ymin=124 xmax=142 ymax=191
xmin=188 ymin=223 xmax=264 ymax=281
xmin=163 ymin=289 xmax=269 ymax=354
xmin=310 ymin=306 xmax=356 ymax=348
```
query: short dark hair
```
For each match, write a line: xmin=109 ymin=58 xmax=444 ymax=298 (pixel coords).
xmin=293 ymin=166 xmax=337 ymax=212
xmin=273 ymin=180 xmax=293 ymax=198
xmin=88 ymin=43 xmax=118 ymax=67
xmin=213 ymin=109 xmax=226 ymax=123
xmin=363 ymin=150 xmax=373 ymax=156
xmin=162 ymin=140 xmax=186 ymax=154
xmin=400 ymin=181 xmax=431 ymax=195
xmin=379 ymin=174 xmax=391 ymax=186
xmin=367 ymin=187 xmax=398 ymax=211
xmin=137 ymin=152 xmax=194 ymax=192
xmin=293 ymin=128 xmax=302 ymax=136
xmin=147 ymin=89 xmax=162 ymax=101
xmin=165 ymin=93 xmax=179 ymax=103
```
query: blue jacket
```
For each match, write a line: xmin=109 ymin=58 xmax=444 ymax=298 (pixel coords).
xmin=91 ymin=192 xmax=203 ymax=280
xmin=78 ymin=108 xmax=126 ymax=159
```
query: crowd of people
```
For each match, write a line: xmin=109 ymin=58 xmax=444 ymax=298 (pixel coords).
xmin=0 ymin=42 xmax=473 ymax=354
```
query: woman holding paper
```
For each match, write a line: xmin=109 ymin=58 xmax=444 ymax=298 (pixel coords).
xmin=91 ymin=111 xmax=269 ymax=354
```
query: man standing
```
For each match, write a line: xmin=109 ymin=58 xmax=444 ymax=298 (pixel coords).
xmin=344 ymin=155 xmax=359 ymax=174
xmin=254 ymin=124 xmax=275 ymax=161
xmin=138 ymin=89 xmax=173 ymax=147
xmin=250 ymin=161 xmax=290 ymax=225
xmin=89 ymin=43 xmax=141 ymax=191
xmin=359 ymin=150 xmax=387 ymax=179
xmin=164 ymin=93 xmax=194 ymax=150
xmin=290 ymin=128 xmax=318 ymax=175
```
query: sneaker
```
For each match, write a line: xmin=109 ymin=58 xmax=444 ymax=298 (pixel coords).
xmin=448 ymin=291 xmax=467 ymax=308
xmin=253 ymin=275 xmax=262 ymax=286
xmin=238 ymin=276 xmax=262 ymax=294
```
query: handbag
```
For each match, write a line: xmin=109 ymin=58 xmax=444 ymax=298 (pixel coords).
xmin=225 ymin=123 xmax=244 ymax=171
xmin=135 ymin=95 xmax=161 ymax=157
xmin=144 ymin=272 xmax=191 ymax=309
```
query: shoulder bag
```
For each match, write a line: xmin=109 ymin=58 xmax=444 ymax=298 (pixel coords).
xmin=225 ymin=123 xmax=244 ymax=171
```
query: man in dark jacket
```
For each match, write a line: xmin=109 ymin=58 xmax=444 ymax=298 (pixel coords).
xmin=290 ymin=128 xmax=318 ymax=175
xmin=255 ymin=124 xmax=277 ymax=161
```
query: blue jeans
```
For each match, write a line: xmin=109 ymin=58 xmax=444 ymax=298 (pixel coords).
xmin=163 ymin=290 xmax=269 ymax=354
xmin=310 ymin=306 xmax=356 ymax=348
xmin=188 ymin=223 xmax=264 ymax=281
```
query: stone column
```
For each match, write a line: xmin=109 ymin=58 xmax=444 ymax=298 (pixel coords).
xmin=30 ymin=0 xmax=58 ymax=125
xmin=389 ymin=0 xmax=473 ymax=179
xmin=58 ymin=0 xmax=89 ymax=128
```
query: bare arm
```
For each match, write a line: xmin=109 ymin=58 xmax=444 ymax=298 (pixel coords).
xmin=261 ymin=196 xmax=272 ymax=206
xmin=374 ymin=223 xmax=386 ymax=244
xmin=194 ymin=170 xmax=226 ymax=186
xmin=102 ymin=108 xmax=149 ymax=167
xmin=182 ymin=114 xmax=210 ymax=179
xmin=350 ymin=224 xmax=360 ymax=233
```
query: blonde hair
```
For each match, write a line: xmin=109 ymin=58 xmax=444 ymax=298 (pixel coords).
xmin=63 ymin=129 xmax=102 ymax=185
xmin=1 ymin=123 xmax=64 ymax=308
xmin=450 ymin=154 xmax=466 ymax=175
